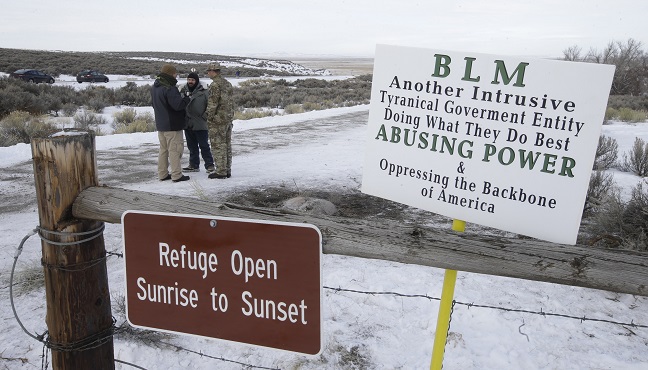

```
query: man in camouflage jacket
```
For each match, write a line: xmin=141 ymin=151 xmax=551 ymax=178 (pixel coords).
xmin=205 ymin=63 xmax=234 ymax=179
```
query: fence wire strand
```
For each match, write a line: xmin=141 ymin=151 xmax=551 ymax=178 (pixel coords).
xmin=324 ymin=286 xmax=648 ymax=329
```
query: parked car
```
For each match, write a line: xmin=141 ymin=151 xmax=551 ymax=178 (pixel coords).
xmin=76 ymin=70 xmax=109 ymax=83
xmin=10 ymin=69 xmax=55 ymax=84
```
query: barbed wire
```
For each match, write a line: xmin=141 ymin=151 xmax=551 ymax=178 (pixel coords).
xmin=36 ymin=224 xmax=105 ymax=246
xmin=324 ymin=286 xmax=648 ymax=329
xmin=455 ymin=299 xmax=647 ymax=328
xmin=154 ymin=341 xmax=281 ymax=370
xmin=115 ymin=358 xmax=148 ymax=369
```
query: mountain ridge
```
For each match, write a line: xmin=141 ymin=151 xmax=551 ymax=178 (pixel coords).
xmin=0 ymin=48 xmax=337 ymax=77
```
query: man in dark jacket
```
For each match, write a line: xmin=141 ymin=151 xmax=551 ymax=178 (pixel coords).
xmin=152 ymin=64 xmax=190 ymax=182
xmin=180 ymin=72 xmax=215 ymax=173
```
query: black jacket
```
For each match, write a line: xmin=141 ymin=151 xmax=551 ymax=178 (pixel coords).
xmin=151 ymin=73 xmax=189 ymax=131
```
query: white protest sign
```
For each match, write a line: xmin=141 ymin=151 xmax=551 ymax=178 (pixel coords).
xmin=362 ymin=44 xmax=615 ymax=244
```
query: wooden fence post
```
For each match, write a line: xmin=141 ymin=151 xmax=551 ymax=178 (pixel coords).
xmin=31 ymin=131 xmax=114 ymax=370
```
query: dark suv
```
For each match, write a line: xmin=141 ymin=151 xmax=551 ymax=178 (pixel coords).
xmin=10 ymin=69 xmax=55 ymax=83
xmin=77 ymin=70 xmax=109 ymax=83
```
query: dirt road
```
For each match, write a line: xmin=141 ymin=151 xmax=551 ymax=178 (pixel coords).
xmin=1 ymin=110 xmax=395 ymax=216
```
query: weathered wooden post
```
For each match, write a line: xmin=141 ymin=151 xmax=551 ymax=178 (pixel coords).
xmin=31 ymin=131 xmax=114 ymax=369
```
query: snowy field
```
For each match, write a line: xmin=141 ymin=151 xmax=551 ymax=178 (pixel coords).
xmin=0 ymin=103 xmax=647 ymax=369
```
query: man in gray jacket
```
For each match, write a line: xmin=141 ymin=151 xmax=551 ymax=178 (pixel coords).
xmin=180 ymin=72 xmax=215 ymax=173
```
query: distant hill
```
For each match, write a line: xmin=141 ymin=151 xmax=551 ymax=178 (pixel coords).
xmin=0 ymin=48 xmax=330 ymax=78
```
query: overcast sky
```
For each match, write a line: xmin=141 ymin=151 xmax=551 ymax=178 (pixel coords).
xmin=2 ymin=0 xmax=647 ymax=59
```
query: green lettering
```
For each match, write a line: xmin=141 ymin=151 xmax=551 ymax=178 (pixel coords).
xmin=559 ymin=157 xmax=576 ymax=177
xmin=390 ymin=126 xmax=401 ymax=143
xmin=518 ymin=149 xmax=540 ymax=169
xmin=432 ymin=54 xmax=451 ymax=78
xmin=491 ymin=60 xmax=528 ymax=87
xmin=375 ymin=124 xmax=388 ymax=141
xmin=462 ymin=57 xmax=480 ymax=82
xmin=541 ymin=153 xmax=557 ymax=174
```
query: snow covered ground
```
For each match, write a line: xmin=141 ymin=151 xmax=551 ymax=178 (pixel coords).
xmin=0 ymin=105 xmax=647 ymax=369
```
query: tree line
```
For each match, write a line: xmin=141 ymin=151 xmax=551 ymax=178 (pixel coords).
xmin=563 ymin=38 xmax=648 ymax=96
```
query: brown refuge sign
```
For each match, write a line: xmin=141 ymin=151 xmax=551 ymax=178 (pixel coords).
xmin=122 ymin=211 xmax=322 ymax=355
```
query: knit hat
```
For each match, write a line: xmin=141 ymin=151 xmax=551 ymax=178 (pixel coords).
xmin=160 ymin=64 xmax=177 ymax=75
xmin=187 ymin=72 xmax=200 ymax=84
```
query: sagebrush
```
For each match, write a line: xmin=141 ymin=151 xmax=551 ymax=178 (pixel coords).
xmin=621 ymin=137 xmax=648 ymax=176
xmin=593 ymin=135 xmax=618 ymax=170
xmin=0 ymin=75 xmax=371 ymax=123
xmin=0 ymin=110 xmax=57 ymax=146
xmin=587 ymin=181 xmax=648 ymax=251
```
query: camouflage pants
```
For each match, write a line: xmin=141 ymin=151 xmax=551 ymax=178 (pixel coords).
xmin=209 ymin=122 xmax=232 ymax=176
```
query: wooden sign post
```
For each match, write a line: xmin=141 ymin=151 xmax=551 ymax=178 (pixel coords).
xmin=31 ymin=132 xmax=114 ymax=369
